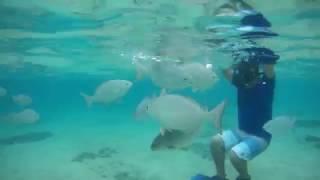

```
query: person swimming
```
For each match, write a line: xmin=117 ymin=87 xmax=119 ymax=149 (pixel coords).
xmin=193 ymin=47 xmax=279 ymax=180
xmin=192 ymin=1 xmax=280 ymax=180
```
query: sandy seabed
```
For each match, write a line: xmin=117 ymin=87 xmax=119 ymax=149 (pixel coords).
xmin=0 ymin=113 xmax=319 ymax=180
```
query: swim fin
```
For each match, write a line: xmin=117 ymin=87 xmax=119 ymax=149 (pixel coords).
xmin=191 ymin=174 xmax=228 ymax=180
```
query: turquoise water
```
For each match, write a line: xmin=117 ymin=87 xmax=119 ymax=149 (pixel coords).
xmin=0 ymin=1 xmax=320 ymax=180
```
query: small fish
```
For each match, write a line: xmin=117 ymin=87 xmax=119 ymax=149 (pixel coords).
xmin=305 ymin=135 xmax=320 ymax=143
xmin=0 ymin=131 xmax=52 ymax=145
xmin=0 ymin=86 xmax=7 ymax=97
xmin=214 ymin=0 xmax=254 ymax=16
xmin=133 ymin=0 xmax=153 ymax=6
xmin=12 ymin=94 xmax=33 ymax=107
xmin=180 ymin=62 xmax=219 ymax=92
xmin=135 ymin=60 xmax=192 ymax=91
xmin=184 ymin=0 xmax=210 ymax=5
xmin=263 ymin=116 xmax=296 ymax=136
xmin=1 ymin=109 xmax=40 ymax=124
xmin=72 ymin=152 xmax=97 ymax=162
xmin=295 ymin=120 xmax=320 ymax=128
xmin=80 ymin=80 xmax=132 ymax=107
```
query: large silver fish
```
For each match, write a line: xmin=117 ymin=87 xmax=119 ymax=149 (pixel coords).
xmin=136 ymin=94 xmax=225 ymax=133
xmin=135 ymin=60 xmax=192 ymax=91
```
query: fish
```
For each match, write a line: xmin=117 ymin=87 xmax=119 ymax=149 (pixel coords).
xmin=133 ymin=0 xmax=153 ymax=6
xmin=305 ymin=135 xmax=320 ymax=143
xmin=80 ymin=80 xmax=133 ymax=107
xmin=72 ymin=147 xmax=117 ymax=162
xmin=12 ymin=94 xmax=32 ymax=107
xmin=184 ymin=0 xmax=210 ymax=5
xmin=135 ymin=60 xmax=192 ymax=91
xmin=180 ymin=62 xmax=219 ymax=92
xmin=150 ymin=99 xmax=225 ymax=150
xmin=151 ymin=129 xmax=195 ymax=151
xmin=304 ymin=135 xmax=320 ymax=150
xmin=72 ymin=152 xmax=97 ymax=162
xmin=1 ymin=109 xmax=40 ymax=124
xmin=0 ymin=86 xmax=7 ymax=97
xmin=136 ymin=94 xmax=225 ymax=133
xmin=0 ymin=131 xmax=53 ymax=145
xmin=263 ymin=116 xmax=296 ymax=136
xmin=213 ymin=0 xmax=254 ymax=16
xmin=295 ymin=120 xmax=320 ymax=128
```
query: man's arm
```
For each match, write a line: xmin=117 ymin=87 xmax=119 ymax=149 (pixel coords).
xmin=262 ymin=64 xmax=275 ymax=79
xmin=222 ymin=64 xmax=236 ymax=83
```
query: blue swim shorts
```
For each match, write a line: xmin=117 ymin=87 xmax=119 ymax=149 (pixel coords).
xmin=219 ymin=130 xmax=269 ymax=161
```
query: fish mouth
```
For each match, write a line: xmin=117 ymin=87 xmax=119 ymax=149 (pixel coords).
xmin=151 ymin=142 xmax=174 ymax=151
xmin=134 ymin=111 xmax=144 ymax=119
xmin=150 ymin=142 xmax=164 ymax=151
xmin=150 ymin=145 xmax=159 ymax=151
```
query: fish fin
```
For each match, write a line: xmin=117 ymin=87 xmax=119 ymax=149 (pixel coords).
xmin=208 ymin=100 xmax=227 ymax=134
xmin=159 ymin=128 xmax=174 ymax=135
xmin=136 ymin=70 xmax=144 ymax=80
xmin=176 ymin=60 xmax=184 ymax=65
xmin=80 ymin=93 xmax=93 ymax=108
xmin=115 ymin=97 xmax=124 ymax=104
xmin=292 ymin=117 xmax=297 ymax=127
xmin=160 ymin=128 xmax=166 ymax=136
xmin=151 ymin=92 xmax=157 ymax=98
xmin=135 ymin=63 xmax=147 ymax=80
xmin=180 ymin=147 xmax=190 ymax=151
xmin=203 ymin=106 xmax=209 ymax=112
xmin=192 ymin=88 xmax=198 ymax=93
xmin=151 ymin=60 xmax=163 ymax=71
xmin=166 ymin=128 xmax=175 ymax=133
xmin=160 ymin=89 xmax=167 ymax=96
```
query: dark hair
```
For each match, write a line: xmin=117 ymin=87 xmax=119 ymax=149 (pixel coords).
xmin=233 ymin=60 xmax=260 ymax=88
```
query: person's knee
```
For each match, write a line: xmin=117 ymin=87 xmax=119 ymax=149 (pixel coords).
xmin=229 ymin=150 xmax=243 ymax=163
xmin=211 ymin=135 xmax=225 ymax=151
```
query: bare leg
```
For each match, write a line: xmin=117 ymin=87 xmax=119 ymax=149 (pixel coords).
xmin=229 ymin=151 xmax=251 ymax=179
xmin=210 ymin=135 xmax=227 ymax=178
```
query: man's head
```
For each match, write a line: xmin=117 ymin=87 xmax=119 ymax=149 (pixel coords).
xmin=231 ymin=47 xmax=279 ymax=88
xmin=232 ymin=57 xmax=260 ymax=88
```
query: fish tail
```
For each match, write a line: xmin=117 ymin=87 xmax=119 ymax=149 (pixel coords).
xmin=135 ymin=62 xmax=147 ymax=80
xmin=208 ymin=100 xmax=227 ymax=134
xmin=80 ymin=93 xmax=93 ymax=107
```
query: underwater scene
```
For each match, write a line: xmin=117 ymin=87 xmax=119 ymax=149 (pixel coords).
xmin=0 ymin=0 xmax=319 ymax=180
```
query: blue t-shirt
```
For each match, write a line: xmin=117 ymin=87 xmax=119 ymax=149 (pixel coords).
xmin=233 ymin=74 xmax=275 ymax=143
